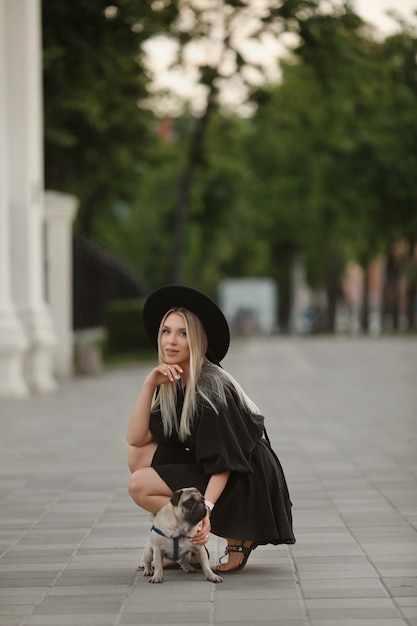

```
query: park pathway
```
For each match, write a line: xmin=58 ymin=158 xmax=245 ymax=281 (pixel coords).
xmin=0 ymin=336 xmax=416 ymax=625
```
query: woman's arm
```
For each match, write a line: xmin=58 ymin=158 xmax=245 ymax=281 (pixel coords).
xmin=191 ymin=471 xmax=231 ymax=545
xmin=126 ymin=378 xmax=157 ymax=447
xmin=204 ymin=471 xmax=231 ymax=508
xmin=126 ymin=363 xmax=183 ymax=447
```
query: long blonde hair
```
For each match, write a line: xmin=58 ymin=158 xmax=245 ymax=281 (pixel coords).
xmin=151 ymin=307 xmax=260 ymax=440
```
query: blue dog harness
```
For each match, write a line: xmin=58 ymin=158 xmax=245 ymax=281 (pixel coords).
xmin=151 ymin=525 xmax=188 ymax=562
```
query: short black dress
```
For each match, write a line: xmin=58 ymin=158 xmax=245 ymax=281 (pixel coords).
xmin=150 ymin=384 xmax=295 ymax=545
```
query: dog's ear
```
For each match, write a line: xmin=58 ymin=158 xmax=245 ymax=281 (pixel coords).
xmin=170 ymin=489 xmax=183 ymax=507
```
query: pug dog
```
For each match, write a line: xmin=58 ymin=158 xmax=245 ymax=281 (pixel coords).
xmin=142 ymin=487 xmax=223 ymax=584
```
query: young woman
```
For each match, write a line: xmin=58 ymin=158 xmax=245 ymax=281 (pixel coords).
xmin=127 ymin=285 xmax=295 ymax=573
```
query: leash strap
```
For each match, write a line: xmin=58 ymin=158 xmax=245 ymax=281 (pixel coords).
xmin=151 ymin=525 xmax=186 ymax=562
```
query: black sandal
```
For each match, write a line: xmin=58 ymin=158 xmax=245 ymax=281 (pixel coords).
xmin=215 ymin=541 xmax=259 ymax=573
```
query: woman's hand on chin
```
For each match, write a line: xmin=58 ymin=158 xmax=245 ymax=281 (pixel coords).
xmin=145 ymin=364 xmax=183 ymax=386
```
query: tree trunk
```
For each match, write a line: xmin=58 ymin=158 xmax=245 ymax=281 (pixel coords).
xmin=325 ymin=252 xmax=343 ymax=333
xmin=383 ymin=248 xmax=400 ymax=331
xmin=406 ymin=239 xmax=416 ymax=330
xmin=361 ymin=262 xmax=370 ymax=333
xmin=326 ymin=270 xmax=340 ymax=333
xmin=171 ymin=82 xmax=217 ymax=284
xmin=326 ymin=284 xmax=337 ymax=333
xmin=407 ymin=283 xmax=417 ymax=329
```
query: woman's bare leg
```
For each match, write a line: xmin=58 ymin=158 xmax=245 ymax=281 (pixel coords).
xmin=128 ymin=449 xmax=178 ymax=570
xmin=128 ymin=466 xmax=172 ymax=515
xmin=128 ymin=443 xmax=172 ymax=514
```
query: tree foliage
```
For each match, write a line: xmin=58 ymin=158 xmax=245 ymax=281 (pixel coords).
xmin=42 ymin=0 xmax=179 ymax=235
xmin=43 ymin=1 xmax=417 ymax=330
xmin=246 ymin=6 xmax=417 ymax=329
xmin=149 ymin=0 xmax=289 ymax=282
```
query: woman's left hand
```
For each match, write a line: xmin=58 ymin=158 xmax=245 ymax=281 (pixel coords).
xmin=190 ymin=511 xmax=211 ymax=545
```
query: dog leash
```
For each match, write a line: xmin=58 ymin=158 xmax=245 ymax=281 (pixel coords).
xmin=151 ymin=525 xmax=187 ymax=562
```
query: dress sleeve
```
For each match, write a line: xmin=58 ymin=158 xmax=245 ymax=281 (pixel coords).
xmin=194 ymin=386 xmax=265 ymax=475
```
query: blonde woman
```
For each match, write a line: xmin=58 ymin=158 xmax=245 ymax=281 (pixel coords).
xmin=127 ymin=285 xmax=295 ymax=573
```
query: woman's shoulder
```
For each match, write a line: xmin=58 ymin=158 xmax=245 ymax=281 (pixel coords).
xmin=199 ymin=362 xmax=261 ymax=417
xmin=200 ymin=362 xmax=233 ymax=385
xmin=197 ymin=365 xmax=239 ymax=410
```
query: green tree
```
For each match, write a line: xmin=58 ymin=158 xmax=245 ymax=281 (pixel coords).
xmin=248 ymin=3 xmax=417 ymax=331
xmin=186 ymin=113 xmax=262 ymax=293
xmin=153 ymin=0 xmax=294 ymax=283
xmin=376 ymin=24 xmax=417 ymax=329
xmin=95 ymin=111 xmax=260 ymax=296
xmin=42 ymin=0 xmax=179 ymax=236
xmin=95 ymin=127 xmax=186 ymax=289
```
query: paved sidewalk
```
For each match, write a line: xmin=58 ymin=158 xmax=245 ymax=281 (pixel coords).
xmin=0 ymin=336 xmax=416 ymax=626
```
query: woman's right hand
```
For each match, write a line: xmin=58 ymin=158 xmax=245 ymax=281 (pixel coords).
xmin=145 ymin=363 xmax=183 ymax=388
xmin=127 ymin=363 xmax=182 ymax=447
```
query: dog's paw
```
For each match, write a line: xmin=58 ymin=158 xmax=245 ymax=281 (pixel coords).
xmin=207 ymin=572 xmax=223 ymax=583
xmin=149 ymin=573 xmax=164 ymax=583
xmin=143 ymin=566 xmax=153 ymax=577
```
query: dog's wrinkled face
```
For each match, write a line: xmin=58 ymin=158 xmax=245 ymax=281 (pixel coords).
xmin=170 ymin=487 xmax=207 ymax=526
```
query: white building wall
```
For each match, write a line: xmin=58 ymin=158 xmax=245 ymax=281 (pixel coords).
xmin=219 ymin=278 xmax=278 ymax=335
xmin=45 ymin=191 xmax=78 ymax=378
xmin=0 ymin=0 xmax=28 ymax=396
xmin=0 ymin=0 xmax=76 ymax=396
xmin=6 ymin=0 xmax=57 ymax=393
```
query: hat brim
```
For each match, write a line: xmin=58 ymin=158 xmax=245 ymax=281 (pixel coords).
xmin=143 ymin=285 xmax=230 ymax=364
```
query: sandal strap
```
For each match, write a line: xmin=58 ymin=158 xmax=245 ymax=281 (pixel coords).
xmin=225 ymin=544 xmax=251 ymax=556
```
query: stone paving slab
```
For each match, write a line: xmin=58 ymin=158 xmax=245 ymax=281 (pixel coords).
xmin=0 ymin=336 xmax=416 ymax=626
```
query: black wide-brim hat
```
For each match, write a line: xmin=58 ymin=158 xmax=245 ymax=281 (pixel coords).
xmin=143 ymin=285 xmax=230 ymax=364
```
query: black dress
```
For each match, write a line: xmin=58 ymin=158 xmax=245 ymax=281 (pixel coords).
xmin=150 ymin=384 xmax=295 ymax=545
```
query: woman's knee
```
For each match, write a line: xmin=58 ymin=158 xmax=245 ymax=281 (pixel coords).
xmin=128 ymin=467 xmax=172 ymax=510
xmin=128 ymin=469 xmax=147 ymax=505
xmin=127 ymin=443 xmax=157 ymax=473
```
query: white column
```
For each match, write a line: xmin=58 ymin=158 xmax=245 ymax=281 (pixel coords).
xmin=0 ymin=0 xmax=28 ymax=396
xmin=6 ymin=0 xmax=56 ymax=392
xmin=44 ymin=191 xmax=79 ymax=378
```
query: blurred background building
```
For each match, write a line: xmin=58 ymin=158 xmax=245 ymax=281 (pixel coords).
xmin=0 ymin=0 xmax=76 ymax=397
